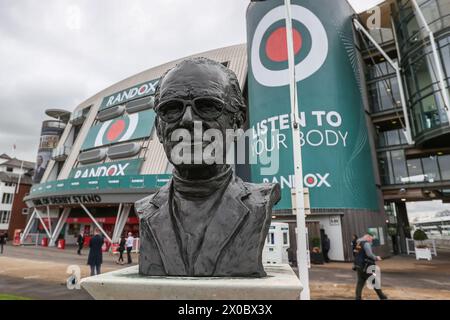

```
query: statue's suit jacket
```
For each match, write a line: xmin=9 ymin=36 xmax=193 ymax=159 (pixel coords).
xmin=135 ymin=176 xmax=281 ymax=277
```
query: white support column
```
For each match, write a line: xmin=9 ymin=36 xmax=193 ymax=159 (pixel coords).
xmin=284 ymin=0 xmax=310 ymax=300
xmin=49 ymin=208 xmax=71 ymax=247
xmin=353 ymin=18 xmax=414 ymax=145
xmin=112 ymin=204 xmax=131 ymax=243
xmin=20 ymin=209 xmax=37 ymax=244
xmin=79 ymin=203 xmax=112 ymax=243
xmin=34 ymin=209 xmax=52 ymax=239
xmin=112 ymin=203 xmax=123 ymax=239
xmin=46 ymin=206 xmax=53 ymax=235
xmin=411 ymin=0 xmax=450 ymax=123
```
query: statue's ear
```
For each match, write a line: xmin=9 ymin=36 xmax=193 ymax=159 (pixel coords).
xmin=237 ymin=110 xmax=246 ymax=129
xmin=155 ymin=117 xmax=164 ymax=143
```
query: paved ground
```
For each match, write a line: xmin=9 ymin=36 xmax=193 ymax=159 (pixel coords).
xmin=308 ymin=250 xmax=450 ymax=300
xmin=1 ymin=244 xmax=450 ymax=300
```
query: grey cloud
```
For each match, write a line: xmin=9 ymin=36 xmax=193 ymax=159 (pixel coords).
xmin=0 ymin=0 xmax=371 ymax=161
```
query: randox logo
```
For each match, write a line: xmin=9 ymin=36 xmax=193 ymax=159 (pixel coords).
xmin=103 ymin=80 xmax=159 ymax=109
xmin=95 ymin=113 xmax=139 ymax=147
xmin=251 ymin=4 xmax=328 ymax=87
xmin=263 ymin=173 xmax=331 ymax=189
xmin=73 ymin=163 xmax=130 ymax=179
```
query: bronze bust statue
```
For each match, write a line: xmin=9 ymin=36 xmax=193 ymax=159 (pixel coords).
xmin=135 ymin=57 xmax=280 ymax=277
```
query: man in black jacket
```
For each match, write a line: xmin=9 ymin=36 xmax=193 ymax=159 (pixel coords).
xmin=77 ymin=232 xmax=84 ymax=255
xmin=87 ymin=229 xmax=104 ymax=276
xmin=0 ymin=232 xmax=7 ymax=254
xmin=354 ymin=234 xmax=388 ymax=300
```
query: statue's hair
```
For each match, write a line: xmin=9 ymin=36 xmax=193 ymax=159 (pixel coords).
xmin=154 ymin=57 xmax=246 ymax=118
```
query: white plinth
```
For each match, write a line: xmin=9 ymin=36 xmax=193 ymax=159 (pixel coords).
xmin=80 ymin=264 xmax=302 ymax=300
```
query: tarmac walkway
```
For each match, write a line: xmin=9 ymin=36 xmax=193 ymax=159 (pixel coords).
xmin=1 ymin=244 xmax=450 ymax=300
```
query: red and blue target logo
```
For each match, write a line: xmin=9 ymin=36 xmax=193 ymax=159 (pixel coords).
xmin=251 ymin=5 xmax=328 ymax=87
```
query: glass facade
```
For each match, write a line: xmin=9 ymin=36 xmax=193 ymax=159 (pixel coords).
xmin=367 ymin=60 xmax=402 ymax=113
xmin=378 ymin=128 xmax=409 ymax=147
xmin=368 ymin=28 xmax=395 ymax=45
xmin=378 ymin=149 xmax=450 ymax=185
xmin=394 ymin=0 xmax=450 ymax=138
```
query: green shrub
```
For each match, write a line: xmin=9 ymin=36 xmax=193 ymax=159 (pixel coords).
xmin=388 ymin=227 xmax=397 ymax=237
xmin=413 ymin=229 xmax=428 ymax=241
xmin=311 ymin=237 xmax=321 ymax=249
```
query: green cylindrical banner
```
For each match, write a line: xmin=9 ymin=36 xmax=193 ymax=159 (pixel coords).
xmin=246 ymin=0 xmax=379 ymax=210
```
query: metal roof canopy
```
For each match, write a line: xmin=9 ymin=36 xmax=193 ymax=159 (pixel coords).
xmin=45 ymin=109 xmax=71 ymax=122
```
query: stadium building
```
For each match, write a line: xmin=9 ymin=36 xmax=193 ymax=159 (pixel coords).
xmin=21 ymin=0 xmax=450 ymax=262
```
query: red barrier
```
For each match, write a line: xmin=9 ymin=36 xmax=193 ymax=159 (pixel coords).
xmin=57 ymin=239 xmax=66 ymax=250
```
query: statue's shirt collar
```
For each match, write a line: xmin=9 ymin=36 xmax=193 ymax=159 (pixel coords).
xmin=171 ymin=165 xmax=233 ymax=198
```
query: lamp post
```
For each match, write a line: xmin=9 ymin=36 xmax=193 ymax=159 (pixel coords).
xmin=284 ymin=0 xmax=310 ymax=300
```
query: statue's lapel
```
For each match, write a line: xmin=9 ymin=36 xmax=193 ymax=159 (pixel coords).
xmin=194 ymin=180 xmax=251 ymax=275
xmin=145 ymin=182 xmax=187 ymax=275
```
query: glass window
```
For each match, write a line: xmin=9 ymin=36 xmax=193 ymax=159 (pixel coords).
xmin=391 ymin=150 xmax=408 ymax=184
xmin=422 ymin=156 xmax=441 ymax=182
xmin=407 ymin=158 xmax=424 ymax=177
xmin=378 ymin=152 xmax=395 ymax=184
xmin=369 ymin=83 xmax=381 ymax=112
xmin=1 ymin=193 xmax=13 ymax=204
xmin=267 ymin=232 xmax=275 ymax=245
xmin=283 ymin=232 xmax=288 ymax=245
xmin=0 ymin=210 xmax=11 ymax=224
xmin=387 ymin=130 xmax=401 ymax=146
xmin=439 ymin=155 xmax=450 ymax=180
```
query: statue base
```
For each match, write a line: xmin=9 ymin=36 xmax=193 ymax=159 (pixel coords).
xmin=80 ymin=264 xmax=302 ymax=300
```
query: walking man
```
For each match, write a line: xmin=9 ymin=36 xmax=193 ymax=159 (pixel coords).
xmin=0 ymin=232 xmax=7 ymax=254
xmin=354 ymin=234 xmax=388 ymax=300
xmin=87 ymin=229 xmax=104 ymax=276
xmin=77 ymin=232 xmax=84 ymax=255
xmin=322 ymin=234 xmax=331 ymax=263
xmin=117 ymin=235 xmax=126 ymax=265
xmin=126 ymin=232 xmax=134 ymax=264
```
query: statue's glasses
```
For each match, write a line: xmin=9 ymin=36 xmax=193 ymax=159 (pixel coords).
xmin=155 ymin=97 xmax=225 ymax=123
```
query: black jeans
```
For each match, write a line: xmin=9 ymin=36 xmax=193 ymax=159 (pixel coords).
xmin=77 ymin=244 xmax=83 ymax=255
xmin=90 ymin=264 xmax=101 ymax=276
xmin=323 ymin=250 xmax=330 ymax=262
xmin=127 ymin=247 xmax=132 ymax=264
xmin=0 ymin=243 xmax=3 ymax=254
xmin=355 ymin=268 xmax=387 ymax=300
xmin=118 ymin=250 xmax=124 ymax=262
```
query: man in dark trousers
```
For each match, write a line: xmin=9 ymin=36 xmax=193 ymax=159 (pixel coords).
xmin=77 ymin=232 xmax=84 ymax=255
xmin=87 ymin=229 xmax=104 ymax=276
xmin=0 ymin=232 xmax=7 ymax=254
xmin=322 ymin=234 xmax=331 ymax=263
xmin=354 ymin=234 xmax=388 ymax=300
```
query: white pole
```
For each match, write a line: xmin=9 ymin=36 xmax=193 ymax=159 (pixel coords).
xmin=80 ymin=203 xmax=112 ymax=243
xmin=46 ymin=205 xmax=53 ymax=235
xmin=112 ymin=203 xmax=123 ymax=243
xmin=20 ymin=209 xmax=37 ymax=244
xmin=34 ymin=209 xmax=52 ymax=239
xmin=284 ymin=0 xmax=310 ymax=300
xmin=16 ymin=160 xmax=24 ymax=194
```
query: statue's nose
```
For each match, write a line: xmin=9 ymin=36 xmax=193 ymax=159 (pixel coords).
xmin=179 ymin=105 xmax=193 ymax=125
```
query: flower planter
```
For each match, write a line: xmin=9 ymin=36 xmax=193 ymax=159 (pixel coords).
xmin=415 ymin=247 xmax=432 ymax=261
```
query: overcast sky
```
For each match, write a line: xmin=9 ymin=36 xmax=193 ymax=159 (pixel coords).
xmin=2 ymin=0 xmax=445 ymax=218
xmin=0 ymin=0 xmax=382 ymax=162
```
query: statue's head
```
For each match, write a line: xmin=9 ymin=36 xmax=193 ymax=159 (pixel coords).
xmin=154 ymin=57 xmax=246 ymax=176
